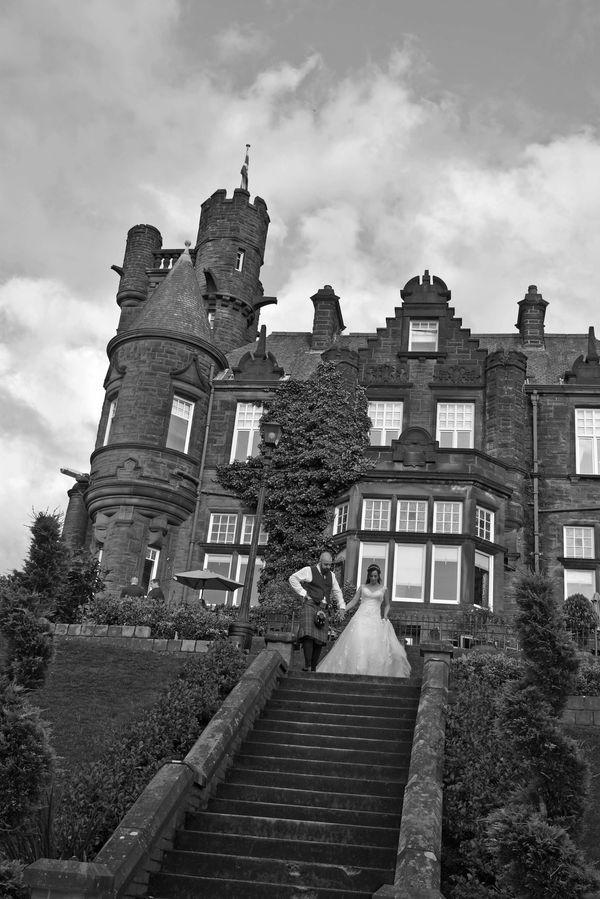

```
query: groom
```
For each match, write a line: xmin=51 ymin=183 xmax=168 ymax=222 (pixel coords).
xmin=289 ymin=551 xmax=345 ymax=671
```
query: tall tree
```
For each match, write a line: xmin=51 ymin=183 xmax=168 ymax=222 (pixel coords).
xmin=217 ymin=363 xmax=372 ymax=588
xmin=19 ymin=512 xmax=70 ymax=608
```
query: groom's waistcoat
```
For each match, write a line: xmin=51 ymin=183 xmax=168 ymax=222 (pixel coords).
xmin=304 ymin=566 xmax=332 ymax=603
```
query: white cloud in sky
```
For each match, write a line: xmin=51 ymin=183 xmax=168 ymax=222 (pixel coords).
xmin=3 ymin=2 xmax=600 ymax=570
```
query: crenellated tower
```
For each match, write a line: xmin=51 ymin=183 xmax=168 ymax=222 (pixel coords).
xmin=194 ymin=188 xmax=275 ymax=352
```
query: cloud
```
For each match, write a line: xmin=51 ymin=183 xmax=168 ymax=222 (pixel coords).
xmin=214 ymin=24 xmax=270 ymax=62
xmin=3 ymin=2 xmax=600 ymax=571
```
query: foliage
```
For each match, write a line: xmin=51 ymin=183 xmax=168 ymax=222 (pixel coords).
xmin=0 ymin=584 xmax=54 ymax=689
xmin=248 ymin=579 xmax=304 ymax=633
xmin=564 ymin=593 xmax=599 ymax=650
xmin=515 ymin=571 xmax=578 ymax=713
xmin=18 ymin=512 xmax=70 ymax=610
xmin=216 ymin=362 xmax=372 ymax=588
xmin=0 ymin=680 xmax=53 ymax=838
xmin=574 ymin=656 xmax=600 ymax=695
xmin=85 ymin=592 xmax=237 ymax=639
xmin=0 ymin=858 xmax=28 ymax=899
xmin=53 ymin=551 xmax=105 ymax=624
xmin=54 ymin=640 xmax=246 ymax=860
xmin=443 ymin=571 xmax=598 ymax=898
xmin=486 ymin=805 xmax=600 ymax=898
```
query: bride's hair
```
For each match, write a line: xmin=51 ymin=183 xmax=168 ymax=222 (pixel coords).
xmin=365 ymin=564 xmax=381 ymax=584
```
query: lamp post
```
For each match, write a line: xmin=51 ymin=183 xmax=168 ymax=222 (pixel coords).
xmin=229 ymin=420 xmax=282 ymax=650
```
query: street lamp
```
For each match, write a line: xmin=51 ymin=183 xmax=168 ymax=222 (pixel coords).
xmin=229 ymin=420 xmax=282 ymax=650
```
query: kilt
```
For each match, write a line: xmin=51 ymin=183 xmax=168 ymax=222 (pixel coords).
xmin=298 ymin=596 xmax=329 ymax=644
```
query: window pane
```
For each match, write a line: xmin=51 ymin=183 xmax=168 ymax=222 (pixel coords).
xmin=357 ymin=543 xmax=388 ymax=584
xmin=564 ymin=569 xmax=595 ymax=600
xmin=231 ymin=403 xmax=263 ymax=462
xmin=436 ymin=403 xmax=474 ymax=449
xmin=476 ymin=507 xmax=494 ymax=541
xmin=104 ymin=399 xmax=117 ymax=446
xmin=241 ymin=515 xmax=268 ymax=545
xmin=575 ymin=409 xmax=600 ymax=474
xmin=203 ymin=554 xmax=233 ymax=605
xmin=397 ymin=501 xmax=427 ymax=532
xmin=209 ymin=514 xmax=237 ymax=543
xmin=368 ymin=402 xmax=403 ymax=446
xmin=334 ymin=503 xmax=349 ymax=535
xmin=166 ymin=396 xmax=193 ymax=453
xmin=393 ymin=544 xmax=425 ymax=601
xmin=235 ymin=556 xmax=263 ymax=607
xmin=434 ymin=502 xmax=462 ymax=533
xmin=362 ymin=499 xmax=391 ymax=530
xmin=474 ymin=551 xmax=492 ymax=609
xmin=431 ymin=545 xmax=460 ymax=603
xmin=564 ymin=526 xmax=594 ymax=558
xmin=409 ymin=320 xmax=438 ymax=351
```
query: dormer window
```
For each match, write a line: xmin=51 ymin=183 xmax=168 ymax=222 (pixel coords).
xmin=409 ymin=320 xmax=438 ymax=352
xmin=235 ymin=249 xmax=245 ymax=272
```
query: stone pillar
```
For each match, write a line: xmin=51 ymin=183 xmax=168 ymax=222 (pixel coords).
xmin=310 ymin=285 xmax=345 ymax=350
xmin=375 ymin=644 xmax=452 ymax=899
xmin=62 ymin=481 xmax=90 ymax=552
xmin=515 ymin=284 xmax=548 ymax=347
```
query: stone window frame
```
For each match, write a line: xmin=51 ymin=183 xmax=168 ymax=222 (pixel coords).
xmin=333 ymin=502 xmax=349 ymax=535
xmin=103 ymin=397 xmax=118 ymax=446
xmin=436 ymin=401 xmax=475 ymax=449
xmin=361 ymin=498 xmax=392 ymax=531
xmin=563 ymin=525 xmax=595 ymax=559
xmin=408 ymin=319 xmax=439 ymax=352
xmin=367 ymin=400 xmax=403 ymax=446
xmin=166 ymin=394 xmax=194 ymax=454
xmin=474 ymin=550 xmax=493 ymax=611
xmin=230 ymin=401 xmax=264 ymax=462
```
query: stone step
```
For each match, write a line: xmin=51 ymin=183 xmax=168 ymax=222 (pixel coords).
xmin=174 ymin=830 xmax=394 ymax=869
xmin=282 ymin=673 xmax=421 ymax=696
xmin=154 ymin=850 xmax=393 ymax=893
xmin=239 ymin=738 xmax=412 ymax=766
xmin=246 ymin=727 xmax=410 ymax=753
xmin=215 ymin=781 xmax=404 ymax=813
xmin=259 ymin=706 xmax=414 ymax=730
xmin=184 ymin=812 xmax=398 ymax=847
xmin=208 ymin=796 xmax=402 ymax=828
xmin=148 ymin=870 xmax=381 ymax=897
xmin=224 ymin=766 xmax=406 ymax=797
xmin=274 ymin=687 xmax=420 ymax=710
xmin=255 ymin=712 xmax=413 ymax=738
xmin=233 ymin=752 xmax=409 ymax=780
xmin=264 ymin=697 xmax=417 ymax=718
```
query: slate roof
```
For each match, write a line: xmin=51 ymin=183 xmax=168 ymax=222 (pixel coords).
xmin=132 ymin=246 xmax=213 ymax=341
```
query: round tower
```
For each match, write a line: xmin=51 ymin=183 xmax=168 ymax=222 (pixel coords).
xmin=115 ymin=224 xmax=163 ymax=332
xmin=194 ymin=188 xmax=270 ymax=353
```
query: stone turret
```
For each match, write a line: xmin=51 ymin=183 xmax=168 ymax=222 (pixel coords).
xmin=114 ymin=224 xmax=163 ymax=332
xmin=194 ymin=188 xmax=274 ymax=353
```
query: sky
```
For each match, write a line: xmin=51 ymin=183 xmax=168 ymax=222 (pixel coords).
xmin=3 ymin=0 xmax=600 ymax=572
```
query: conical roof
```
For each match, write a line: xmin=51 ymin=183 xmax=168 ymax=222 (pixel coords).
xmin=133 ymin=244 xmax=212 ymax=340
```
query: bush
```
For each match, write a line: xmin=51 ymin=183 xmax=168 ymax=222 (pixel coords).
xmin=564 ymin=593 xmax=599 ymax=649
xmin=0 ymin=585 xmax=53 ymax=689
xmin=54 ymin=640 xmax=247 ymax=860
xmin=0 ymin=858 xmax=28 ymax=899
xmin=0 ymin=681 xmax=53 ymax=837
xmin=53 ymin=551 xmax=105 ymax=624
xmin=486 ymin=805 xmax=600 ymax=898
xmin=85 ymin=593 xmax=237 ymax=640
xmin=248 ymin=580 xmax=304 ymax=634
xmin=574 ymin=656 xmax=600 ymax=695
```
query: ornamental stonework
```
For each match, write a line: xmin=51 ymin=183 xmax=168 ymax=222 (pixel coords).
xmin=433 ymin=363 xmax=483 ymax=385
xmin=362 ymin=363 xmax=410 ymax=385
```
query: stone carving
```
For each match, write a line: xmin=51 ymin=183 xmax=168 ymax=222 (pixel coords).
xmin=116 ymin=457 xmax=142 ymax=479
xmin=363 ymin=363 xmax=409 ymax=385
xmin=392 ymin=427 xmax=437 ymax=468
xmin=433 ymin=363 xmax=482 ymax=384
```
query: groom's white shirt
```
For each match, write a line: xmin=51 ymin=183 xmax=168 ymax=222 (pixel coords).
xmin=289 ymin=566 xmax=346 ymax=608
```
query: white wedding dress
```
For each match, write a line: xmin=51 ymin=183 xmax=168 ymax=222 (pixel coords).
xmin=317 ymin=586 xmax=411 ymax=678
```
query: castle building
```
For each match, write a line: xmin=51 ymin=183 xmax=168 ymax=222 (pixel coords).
xmin=62 ymin=177 xmax=600 ymax=616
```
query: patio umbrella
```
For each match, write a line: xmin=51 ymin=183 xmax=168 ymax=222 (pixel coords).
xmin=173 ymin=568 xmax=243 ymax=603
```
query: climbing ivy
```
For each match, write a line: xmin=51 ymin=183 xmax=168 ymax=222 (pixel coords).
xmin=216 ymin=363 xmax=372 ymax=588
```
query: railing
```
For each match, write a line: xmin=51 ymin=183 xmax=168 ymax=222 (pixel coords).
xmin=151 ymin=248 xmax=196 ymax=271
xmin=390 ymin=611 xmax=521 ymax=652
xmin=566 ymin=626 xmax=600 ymax=656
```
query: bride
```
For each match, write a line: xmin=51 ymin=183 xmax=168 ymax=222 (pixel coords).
xmin=317 ymin=564 xmax=411 ymax=677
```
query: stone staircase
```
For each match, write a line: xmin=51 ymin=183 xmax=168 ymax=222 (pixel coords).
xmin=147 ymin=670 xmax=420 ymax=898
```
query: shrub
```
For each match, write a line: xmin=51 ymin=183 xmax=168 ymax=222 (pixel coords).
xmin=574 ymin=656 xmax=600 ymax=695
xmin=85 ymin=593 xmax=237 ymax=640
xmin=18 ymin=512 xmax=70 ymax=609
xmin=54 ymin=640 xmax=246 ymax=860
xmin=0 ymin=585 xmax=53 ymax=689
xmin=53 ymin=551 xmax=105 ymax=624
xmin=248 ymin=580 xmax=304 ymax=634
xmin=564 ymin=593 xmax=599 ymax=649
xmin=486 ymin=805 xmax=600 ymax=898
xmin=0 ymin=858 xmax=28 ymax=899
xmin=0 ymin=680 xmax=53 ymax=837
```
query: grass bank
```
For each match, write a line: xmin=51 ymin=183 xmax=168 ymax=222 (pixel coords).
xmin=30 ymin=639 xmax=186 ymax=779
